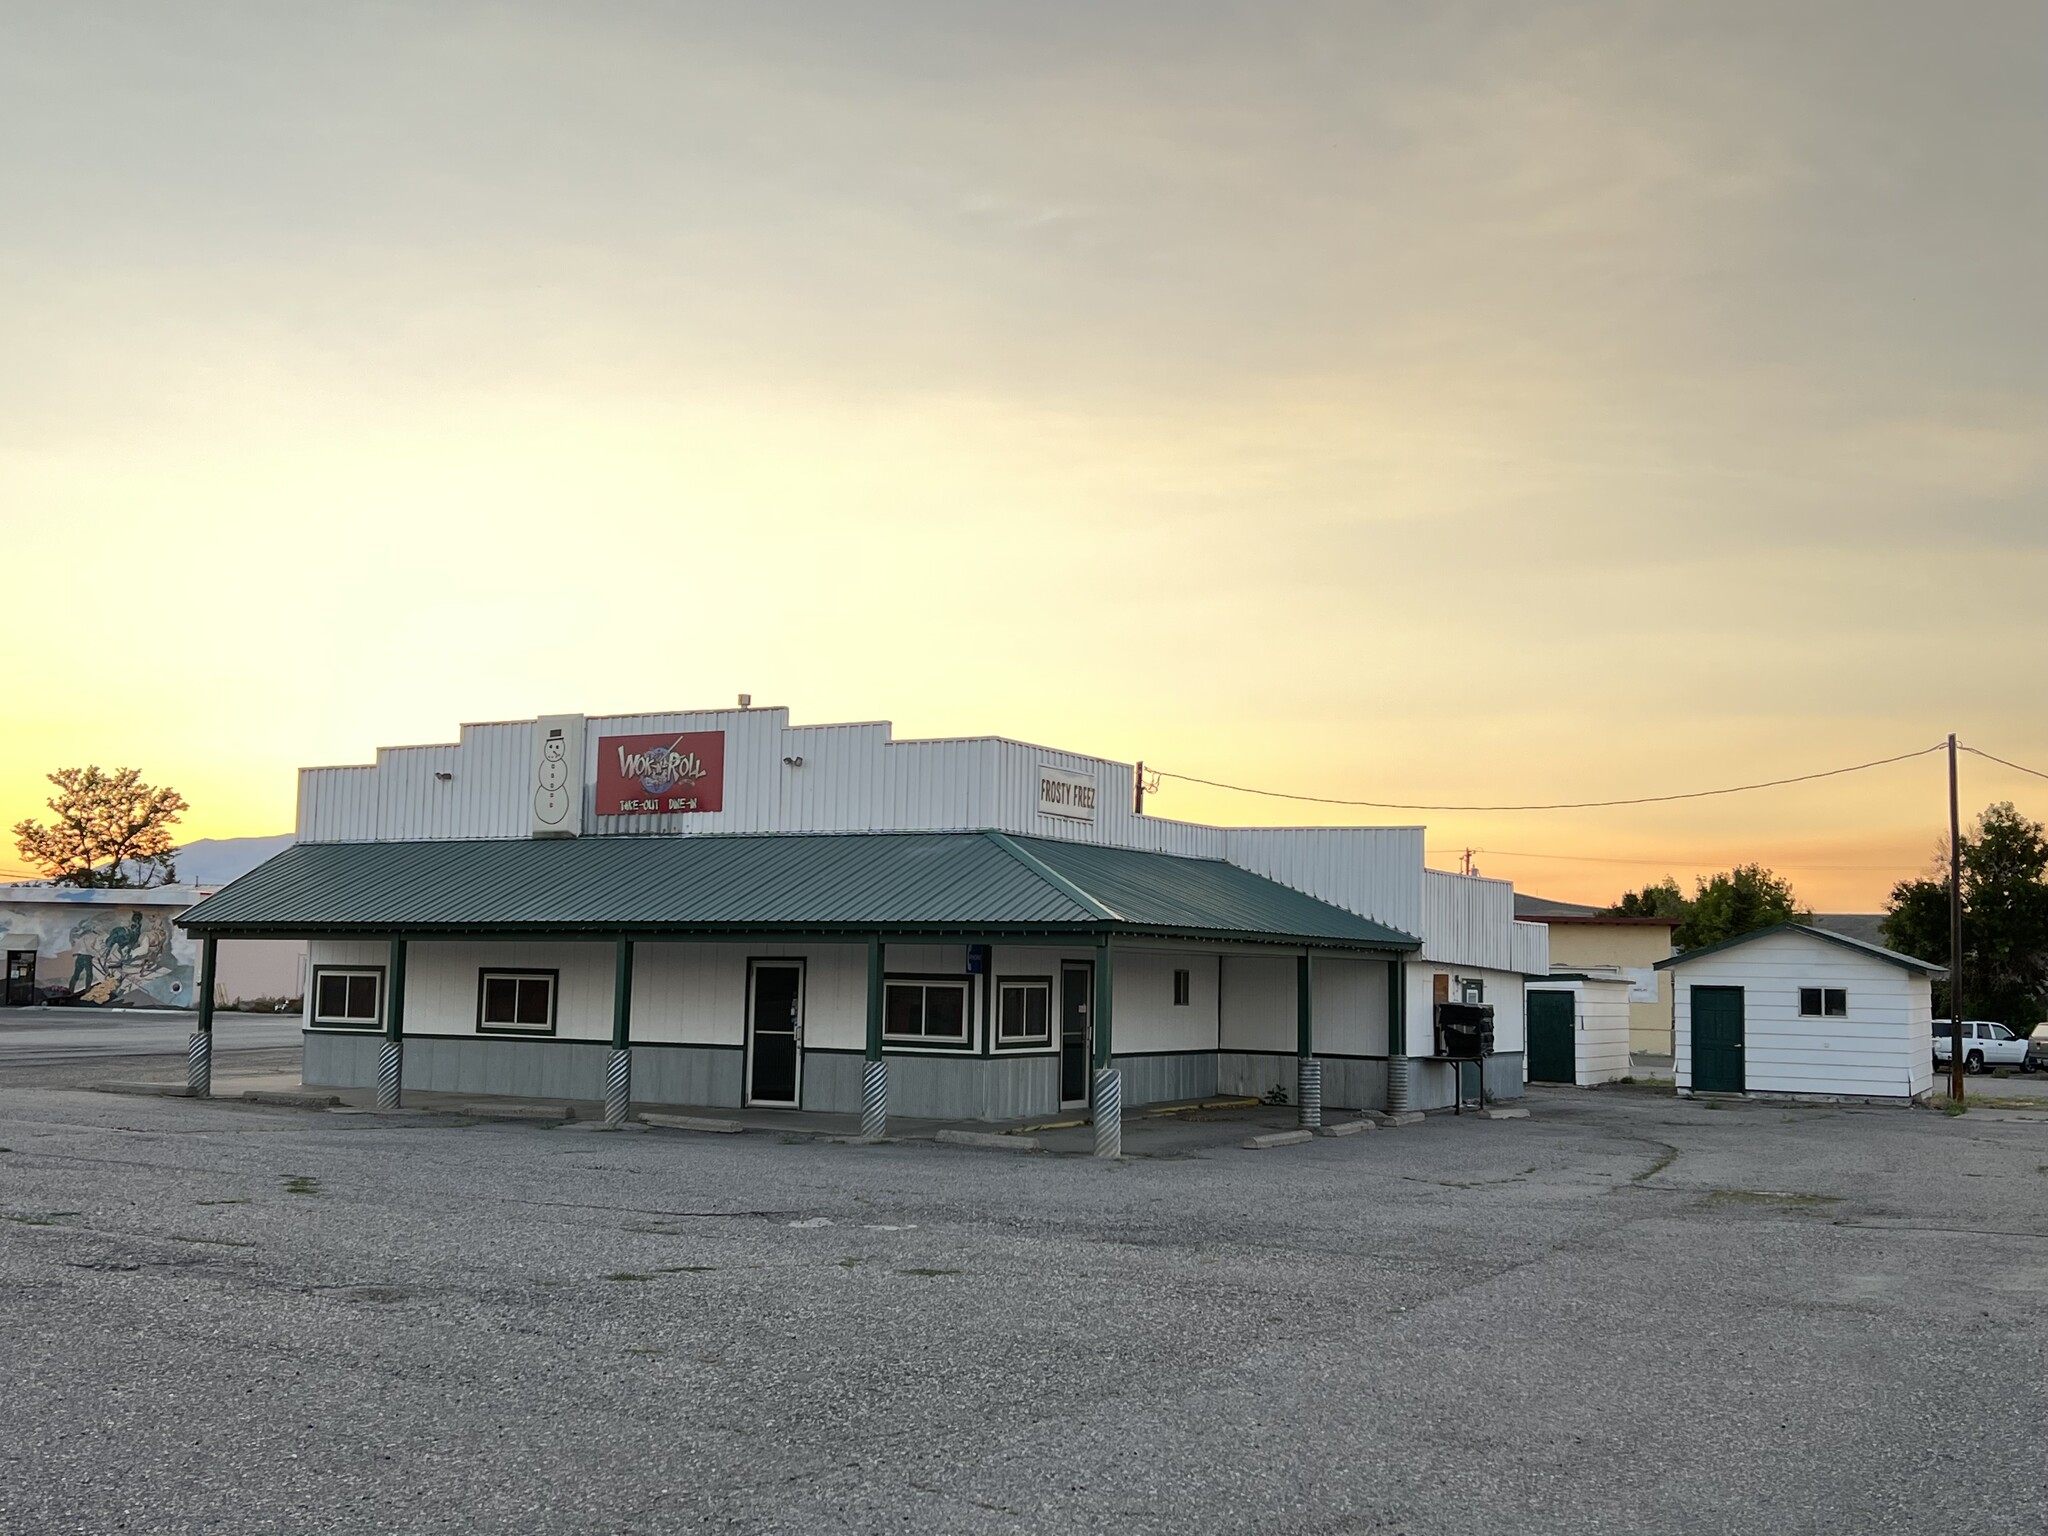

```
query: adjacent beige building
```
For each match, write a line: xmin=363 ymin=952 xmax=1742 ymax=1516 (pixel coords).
xmin=1514 ymin=895 xmax=1679 ymax=1054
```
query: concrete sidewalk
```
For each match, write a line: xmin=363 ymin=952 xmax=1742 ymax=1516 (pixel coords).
xmin=96 ymin=1069 xmax=1503 ymax=1155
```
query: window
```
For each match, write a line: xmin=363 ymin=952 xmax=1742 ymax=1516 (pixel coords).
xmin=996 ymin=979 xmax=1051 ymax=1047
xmin=311 ymin=968 xmax=382 ymax=1029
xmin=479 ymin=969 xmax=557 ymax=1034
xmin=1798 ymin=987 xmax=1847 ymax=1017
xmin=883 ymin=978 xmax=971 ymax=1045
xmin=1173 ymin=969 xmax=1191 ymax=1007
xmin=1989 ymin=1023 xmax=2017 ymax=1041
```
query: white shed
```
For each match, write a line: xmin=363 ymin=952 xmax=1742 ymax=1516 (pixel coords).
xmin=1657 ymin=923 xmax=1942 ymax=1103
xmin=1525 ymin=972 xmax=1634 ymax=1086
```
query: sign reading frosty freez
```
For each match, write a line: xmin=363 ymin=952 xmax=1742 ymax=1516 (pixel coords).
xmin=1037 ymin=765 xmax=1098 ymax=823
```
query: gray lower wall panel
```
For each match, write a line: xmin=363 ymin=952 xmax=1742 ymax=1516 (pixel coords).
xmin=1407 ymin=1053 xmax=1527 ymax=1110
xmin=635 ymin=1046 xmax=743 ymax=1108
xmin=802 ymin=1053 xmax=862 ymax=1114
xmin=1217 ymin=1052 xmax=1387 ymax=1110
xmin=410 ymin=1036 xmax=610 ymax=1099
xmin=1112 ymin=1052 xmax=1217 ymax=1107
xmin=887 ymin=1053 xmax=1060 ymax=1122
xmin=305 ymin=1030 xmax=380 ymax=1088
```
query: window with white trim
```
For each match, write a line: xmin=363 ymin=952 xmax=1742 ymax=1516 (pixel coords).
xmin=479 ymin=970 xmax=557 ymax=1033
xmin=884 ymin=978 xmax=971 ymax=1045
xmin=996 ymin=979 xmax=1051 ymax=1047
xmin=311 ymin=968 xmax=382 ymax=1029
xmin=1798 ymin=987 xmax=1847 ymax=1017
xmin=1173 ymin=969 xmax=1191 ymax=1007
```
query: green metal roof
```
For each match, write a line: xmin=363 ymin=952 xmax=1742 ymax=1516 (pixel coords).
xmin=178 ymin=830 xmax=1419 ymax=951
xmin=1653 ymin=921 xmax=1946 ymax=977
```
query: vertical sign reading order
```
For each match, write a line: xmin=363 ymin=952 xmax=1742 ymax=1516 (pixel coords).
xmin=530 ymin=715 xmax=586 ymax=838
xmin=1037 ymin=764 xmax=1098 ymax=823
xmin=596 ymin=731 xmax=727 ymax=816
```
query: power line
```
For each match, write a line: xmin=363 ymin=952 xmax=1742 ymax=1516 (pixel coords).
xmin=1426 ymin=846 xmax=1915 ymax=872
xmin=1153 ymin=742 xmax=1947 ymax=813
xmin=1960 ymin=744 xmax=2048 ymax=784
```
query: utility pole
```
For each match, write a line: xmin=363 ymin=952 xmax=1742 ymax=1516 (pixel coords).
xmin=1134 ymin=760 xmax=1145 ymax=817
xmin=1948 ymin=733 xmax=1965 ymax=1104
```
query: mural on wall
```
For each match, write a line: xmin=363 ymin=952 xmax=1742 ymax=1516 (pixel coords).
xmin=1 ymin=901 xmax=194 ymax=1007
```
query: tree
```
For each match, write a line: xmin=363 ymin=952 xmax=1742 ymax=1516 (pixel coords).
xmin=1674 ymin=864 xmax=1805 ymax=951
xmin=1883 ymin=802 xmax=2048 ymax=1027
xmin=1611 ymin=877 xmax=1690 ymax=921
xmin=11 ymin=766 xmax=189 ymax=888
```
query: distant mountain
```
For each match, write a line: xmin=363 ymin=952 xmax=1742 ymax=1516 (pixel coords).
xmin=174 ymin=835 xmax=295 ymax=886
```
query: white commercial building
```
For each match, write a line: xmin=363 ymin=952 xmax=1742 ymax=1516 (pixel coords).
xmin=181 ymin=705 xmax=1548 ymax=1135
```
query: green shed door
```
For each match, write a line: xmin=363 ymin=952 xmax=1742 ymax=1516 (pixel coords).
xmin=1690 ymin=985 xmax=1745 ymax=1093
xmin=1527 ymin=991 xmax=1576 ymax=1083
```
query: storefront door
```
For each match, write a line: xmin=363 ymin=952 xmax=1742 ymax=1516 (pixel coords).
xmin=4 ymin=950 xmax=35 ymax=1007
xmin=1060 ymin=961 xmax=1092 ymax=1108
xmin=745 ymin=960 xmax=804 ymax=1107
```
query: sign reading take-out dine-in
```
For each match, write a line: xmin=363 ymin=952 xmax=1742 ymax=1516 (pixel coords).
xmin=596 ymin=731 xmax=726 ymax=815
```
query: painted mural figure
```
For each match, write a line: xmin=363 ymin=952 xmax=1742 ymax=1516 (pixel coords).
xmin=36 ymin=907 xmax=192 ymax=1007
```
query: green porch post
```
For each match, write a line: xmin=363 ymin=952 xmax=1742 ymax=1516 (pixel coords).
xmin=605 ymin=939 xmax=634 ymax=1126
xmin=187 ymin=935 xmax=217 ymax=1097
xmin=377 ymin=938 xmax=406 ymax=1109
xmin=1093 ymin=934 xmax=1120 ymax=1157
xmin=1385 ymin=954 xmax=1411 ymax=1115
xmin=860 ymin=936 xmax=887 ymax=1139
xmin=1297 ymin=952 xmax=1320 ymax=1128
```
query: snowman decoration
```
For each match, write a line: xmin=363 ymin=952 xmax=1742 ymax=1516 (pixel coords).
xmin=534 ymin=728 xmax=572 ymax=827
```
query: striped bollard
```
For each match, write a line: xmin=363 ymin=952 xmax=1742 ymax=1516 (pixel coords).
xmin=1298 ymin=1056 xmax=1323 ymax=1130
xmin=375 ymin=1038 xmax=403 ymax=1110
xmin=860 ymin=1058 xmax=888 ymax=1141
xmin=604 ymin=1048 xmax=632 ymax=1126
xmin=1386 ymin=1054 xmax=1412 ymax=1114
xmin=186 ymin=1032 xmax=211 ymax=1098
xmin=1092 ymin=1067 xmax=1122 ymax=1159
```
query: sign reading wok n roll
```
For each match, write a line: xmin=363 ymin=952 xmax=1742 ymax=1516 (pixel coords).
xmin=596 ymin=731 xmax=726 ymax=815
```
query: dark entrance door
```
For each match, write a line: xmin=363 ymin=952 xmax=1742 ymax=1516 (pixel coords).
xmin=4 ymin=950 xmax=35 ymax=1007
xmin=1060 ymin=962 xmax=1092 ymax=1107
xmin=1691 ymin=985 xmax=1745 ymax=1093
xmin=1527 ymin=990 xmax=1575 ymax=1083
xmin=746 ymin=961 xmax=804 ymax=1106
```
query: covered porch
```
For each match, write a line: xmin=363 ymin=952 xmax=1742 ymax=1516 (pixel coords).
xmin=178 ymin=830 xmax=1421 ymax=1153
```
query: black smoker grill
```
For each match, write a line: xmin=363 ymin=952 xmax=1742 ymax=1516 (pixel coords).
xmin=1433 ymin=1002 xmax=1495 ymax=1112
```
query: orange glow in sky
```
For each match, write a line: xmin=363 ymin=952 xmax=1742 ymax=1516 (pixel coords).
xmin=3 ymin=6 xmax=2044 ymax=912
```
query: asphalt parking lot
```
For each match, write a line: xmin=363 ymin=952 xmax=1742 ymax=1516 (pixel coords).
xmin=2 ymin=1076 xmax=2043 ymax=1536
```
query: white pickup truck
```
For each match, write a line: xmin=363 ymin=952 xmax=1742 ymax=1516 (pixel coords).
xmin=1932 ymin=1021 xmax=2031 ymax=1074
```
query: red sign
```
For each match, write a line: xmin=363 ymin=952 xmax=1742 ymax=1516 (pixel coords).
xmin=596 ymin=731 xmax=725 ymax=816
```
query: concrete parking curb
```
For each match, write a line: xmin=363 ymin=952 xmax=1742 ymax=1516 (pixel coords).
xmin=639 ymin=1112 xmax=745 ymax=1134
xmin=934 ymin=1129 xmax=1042 ymax=1153
xmin=241 ymin=1090 xmax=343 ymax=1108
xmin=1485 ymin=1107 xmax=1530 ymax=1120
xmin=1315 ymin=1120 xmax=1376 ymax=1137
xmin=92 ymin=1081 xmax=196 ymax=1098
xmin=1380 ymin=1111 xmax=1425 ymax=1127
xmin=1242 ymin=1130 xmax=1315 ymax=1149
xmin=449 ymin=1103 xmax=575 ymax=1122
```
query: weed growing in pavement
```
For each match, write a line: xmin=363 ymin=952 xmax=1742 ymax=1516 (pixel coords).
xmin=171 ymin=1234 xmax=256 ymax=1247
xmin=4 ymin=1211 xmax=80 ymax=1226
xmin=279 ymin=1175 xmax=321 ymax=1196
xmin=605 ymin=1272 xmax=654 ymax=1282
xmin=196 ymin=1198 xmax=250 ymax=1206
xmin=897 ymin=1268 xmax=961 ymax=1277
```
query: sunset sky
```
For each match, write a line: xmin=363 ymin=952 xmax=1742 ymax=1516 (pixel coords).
xmin=4 ymin=3 xmax=2044 ymax=909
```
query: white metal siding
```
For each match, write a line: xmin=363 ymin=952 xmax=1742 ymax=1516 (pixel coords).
xmin=1113 ymin=949 xmax=1220 ymax=1054
xmin=1219 ymin=955 xmax=1295 ymax=1053
xmin=1421 ymin=870 xmax=1517 ymax=970
xmin=1405 ymin=960 xmax=1528 ymax=1056
xmin=1511 ymin=921 xmax=1550 ymax=977
xmin=1669 ymin=930 xmax=1933 ymax=1100
xmin=1222 ymin=827 xmax=1426 ymax=934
